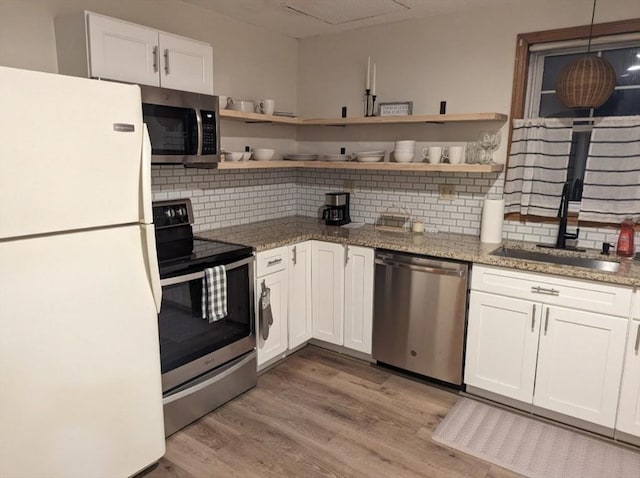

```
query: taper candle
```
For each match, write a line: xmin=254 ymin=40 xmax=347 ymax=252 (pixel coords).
xmin=366 ymin=56 xmax=371 ymax=89
xmin=372 ymin=63 xmax=377 ymax=95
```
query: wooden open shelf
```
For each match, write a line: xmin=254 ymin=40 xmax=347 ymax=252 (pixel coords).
xmin=219 ymin=109 xmax=300 ymax=125
xmin=219 ymin=110 xmax=507 ymax=126
xmin=215 ymin=160 xmax=504 ymax=173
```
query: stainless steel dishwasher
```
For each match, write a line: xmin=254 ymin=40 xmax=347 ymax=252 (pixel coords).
xmin=372 ymin=250 xmax=469 ymax=386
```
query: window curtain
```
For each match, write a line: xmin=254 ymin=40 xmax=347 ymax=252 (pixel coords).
xmin=579 ymin=116 xmax=640 ymax=223
xmin=504 ymin=118 xmax=573 ymax=217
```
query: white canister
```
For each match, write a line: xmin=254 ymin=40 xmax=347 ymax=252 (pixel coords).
xmin=480 ymin=199 xmax=505 ymax=243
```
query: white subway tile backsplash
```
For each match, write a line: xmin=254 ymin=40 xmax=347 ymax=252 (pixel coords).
xmin=151 ymin=166 xmax=640 ymax=252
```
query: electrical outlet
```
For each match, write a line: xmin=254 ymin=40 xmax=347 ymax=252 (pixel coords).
xmin=344 ymin=179 xmax=355 ymax=191
xmin=438 ymin=184 xmax=457 ymax=200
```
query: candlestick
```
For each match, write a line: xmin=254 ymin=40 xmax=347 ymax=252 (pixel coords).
xmin=372 ymin=63 xmax=377 ymax=95
xmin=364 ymin=88 xmax=371 ymax=116
xmin=366 ymin=56 xmax=371 ymax=90
xmin=371 ymin=95 xmax=377 ymax=117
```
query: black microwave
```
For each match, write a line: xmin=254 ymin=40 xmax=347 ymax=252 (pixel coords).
xmin=140 ymin=85 xmax=220 ymax=167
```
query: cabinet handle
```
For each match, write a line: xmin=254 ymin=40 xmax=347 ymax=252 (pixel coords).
xmin=531 ymin=304 xmax=536 ymax=332
xmin=164 ymin=49 xmax=170 ymax=75
xmin=267 ymin=258 xmax=282 ymax=266
xmin=345 ymin=245 xmax=350 ymax=266
xmin=531 ymin=286 xmax=560 ymax=296
xmin=544 ymin=308 xmax=550 ymax=335
xmin=292 ymin=246 xmax=297 ymax=265
xmin=635 ymin=323 xmax=640 ymax=355
xmin=152 ymin=46 xmax=158 ymax=73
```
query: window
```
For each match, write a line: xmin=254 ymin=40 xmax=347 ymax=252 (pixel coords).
xmin=508 ymin=19 xmax=640 ymax=210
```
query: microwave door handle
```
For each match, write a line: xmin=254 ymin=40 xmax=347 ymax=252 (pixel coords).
xmin=195 ymin=108 xmax=203 ymax=156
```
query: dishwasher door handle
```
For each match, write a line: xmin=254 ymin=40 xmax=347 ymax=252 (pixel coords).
xmin=375 ymin=258 xmax=465 ymax=277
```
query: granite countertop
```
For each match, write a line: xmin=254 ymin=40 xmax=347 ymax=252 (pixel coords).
xmin=198 ymin=216 xmax=640 ymax=288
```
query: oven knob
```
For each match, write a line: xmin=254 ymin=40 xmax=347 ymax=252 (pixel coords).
xmin=166 ymin=209 xmax=175 ymax=218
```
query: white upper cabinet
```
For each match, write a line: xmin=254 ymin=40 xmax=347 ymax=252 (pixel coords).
xmin=56 ymin=11 xmax=214 ymax=95
xmin=158 ymin=33 xmax=213 ymax=94
xmin=87 ymin=14 xmax=160 ymax=87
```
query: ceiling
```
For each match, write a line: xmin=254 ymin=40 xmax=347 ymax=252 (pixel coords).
xmin=179 ymin=0 xmax=524 ymax=39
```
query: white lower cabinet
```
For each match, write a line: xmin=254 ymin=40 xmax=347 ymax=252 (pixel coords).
xmin=311 ymin=241 xmax=374 ymax=353
xmin=534 ymin=305 xmax=627 ymax=428
xmin=465 ymin=265 xmax=633 ymax=431
xmin=311 ymin=241 xmax=345 ymax=345
xmin=288 ymin=242 xmax=312 ymax=349
xmin=343 ymin=246 xmax=374 ymax=354
xmin=255 ymin=248 xmax=289 ymax=368
xmin=465 ymin=291 xmax=541 ymax=402
xmin=255 ymin=241 xmax=374 ymax=367
xmin=617 ymin=307 xmax=640 ymax=439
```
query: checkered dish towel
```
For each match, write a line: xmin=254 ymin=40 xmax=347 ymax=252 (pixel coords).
xmin=202 ymin=266 xmax=227 ymax=323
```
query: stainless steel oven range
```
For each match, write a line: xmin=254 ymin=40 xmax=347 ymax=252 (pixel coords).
xmin=153 ymin=199 xmax=256 ymax=436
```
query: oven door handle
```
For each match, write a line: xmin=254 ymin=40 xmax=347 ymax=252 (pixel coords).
xmin=162 ymin=351 xmax=256 ymax=405
xmin=160 ymin=256 xmax=254 ymax=286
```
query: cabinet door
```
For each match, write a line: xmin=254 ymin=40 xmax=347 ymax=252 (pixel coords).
xmin=159 ymin=33 xmax=213 ymax=95
xmin=617 ymin=320 xmax=640 ymax=438
xmin=87 ymin=13 xmax=160 ymax=87
xmin=344 ymin=246 xmax=374 ymax=354
xmin=534 ymin=305 xmax=627 ymax=428
xmin=311 ymin=241 xmax=344 ymax=346
xmin=288 ymin=242 xmax=312 ymax=349
xmin=464 ymin=291 xmax=541 ymax=402
xmin=256 ymin=269 xmax=288 ymax=368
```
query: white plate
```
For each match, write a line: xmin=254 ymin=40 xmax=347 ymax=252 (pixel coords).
xmin=284 ymin=154 xmax=319 ymax=161
xmin=355 ymin=150 xmax=385 ymax=157
xmin=356 ymin=156 xmax=384 ymax=163
xmin=323 ymin=154 xmax=350 ymax=162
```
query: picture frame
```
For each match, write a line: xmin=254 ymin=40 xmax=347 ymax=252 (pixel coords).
xmin=378 ymin=101 xmax=413 ymax=117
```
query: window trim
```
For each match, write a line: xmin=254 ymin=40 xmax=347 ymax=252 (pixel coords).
xmin=506 ymin=18 xmax=640 ymax=226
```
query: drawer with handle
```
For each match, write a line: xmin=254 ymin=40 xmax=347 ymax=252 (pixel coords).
xmin=471 ymin=264 xmax=633 ymax=317
xmin=256 ymin=246 xmax=289 ymax=277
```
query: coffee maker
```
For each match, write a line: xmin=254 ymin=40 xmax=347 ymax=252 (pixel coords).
xmin=322 ymin=192 xmax=351 ymax=226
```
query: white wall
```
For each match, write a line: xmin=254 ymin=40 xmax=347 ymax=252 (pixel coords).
xmin=297 ymin=0 xmax=640 ymax=163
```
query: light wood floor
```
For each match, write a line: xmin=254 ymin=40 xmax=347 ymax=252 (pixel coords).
xmin=147 ymin=346 xmax=520 ymax=478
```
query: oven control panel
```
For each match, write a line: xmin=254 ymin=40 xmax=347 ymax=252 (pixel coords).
xmin=152 ymin=199 xmax=194 ymax=228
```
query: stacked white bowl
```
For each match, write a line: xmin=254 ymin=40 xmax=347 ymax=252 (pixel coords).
xmin=393 ymin=140 xmax=416 ymax=163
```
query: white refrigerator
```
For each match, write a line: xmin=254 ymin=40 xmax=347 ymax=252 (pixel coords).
xmin=0 ymin=66 xmax=165 ymax=477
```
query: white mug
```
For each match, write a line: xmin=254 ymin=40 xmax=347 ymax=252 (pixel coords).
xmin=257 ymin=99 xmax=275 ymax=116
xmin=448 ymin=146 xmax=466 ymax=164
xmin=218 ymin=95 xmax=228 ymax=110
xmin=227 ymin=98 xmax=254 ymax=113
xmin=421 ymin=146 xmax=448 ymax=164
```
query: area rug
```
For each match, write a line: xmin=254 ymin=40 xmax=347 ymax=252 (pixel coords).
xmin=432 ymin=398 xmax=640 ymax=478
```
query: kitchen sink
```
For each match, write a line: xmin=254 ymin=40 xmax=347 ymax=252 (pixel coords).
xmin=491 ymin=247 xmax=620 ymax=273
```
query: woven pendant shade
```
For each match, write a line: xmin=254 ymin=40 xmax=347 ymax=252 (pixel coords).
xmin=556 ymin=55 xmax=616 ymax=108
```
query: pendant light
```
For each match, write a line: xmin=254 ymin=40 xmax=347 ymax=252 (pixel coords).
xmin=556 ymin=0 xmax=617 ymax=109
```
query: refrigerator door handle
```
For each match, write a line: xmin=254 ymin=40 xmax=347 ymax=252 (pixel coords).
xmin=143 ymin=225 xmax=163 ymax=313
xmin=141 ymin=124 xmax=153 ymax=224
